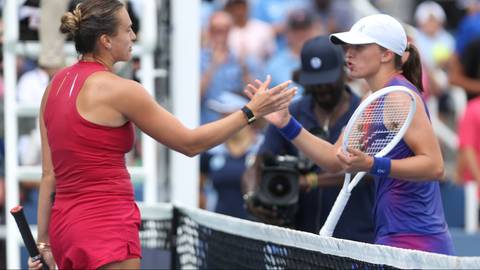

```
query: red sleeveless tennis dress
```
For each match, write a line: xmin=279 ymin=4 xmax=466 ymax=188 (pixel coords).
xmin=44 ymin=61 xmax=141 ymax=269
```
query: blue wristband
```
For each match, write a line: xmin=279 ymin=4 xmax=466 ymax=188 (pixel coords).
xmin=278 ymin=117 xmax=302 ymax=141
xmin=370 ymin=157 xmax=391 ymax=177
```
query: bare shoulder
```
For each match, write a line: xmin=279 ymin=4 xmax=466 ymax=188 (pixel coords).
xmin=84 ymin=71 xmax=146 ymax=100
xmin=408 ymin=90 xmax=427 ymax=114
xmin=83 ymin=72 xmax=158 ymax=120
xmin=88 ymin=71 xmax=142 ymax=90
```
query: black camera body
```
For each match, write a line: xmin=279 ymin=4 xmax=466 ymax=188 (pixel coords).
xmin=246 ymin=128 xmax=325 ymax=226
xmin=249 ymin=154 xmax=316 ymax=225
xmin=246 ymin=154 xmax=317 ymax=225
xmin=257 ymin=155 xmax=301 ymax=208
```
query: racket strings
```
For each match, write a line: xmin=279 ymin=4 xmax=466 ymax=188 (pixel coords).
xmin=348 ymin=94 xmax=412 ymax=156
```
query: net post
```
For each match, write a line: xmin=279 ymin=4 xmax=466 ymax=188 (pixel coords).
xmin=170 ymin=207 xmax=179 ymax=270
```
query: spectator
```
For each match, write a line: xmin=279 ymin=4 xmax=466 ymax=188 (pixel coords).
xmin=311 ymin=0 xmax=354 ymax=33
xmin=225 ymin=0 xmax=276 ymax=65
xmin=19 ymin=0 xmax=40 ymax=41
xmin=200 ymin=92 xmax=264 ymax=219
xmin=457 ymin=97 xmax=480 ymax=195
xmin=200 ymin=10 xmax=262 ymax=124
xmin=250 ymin=0 xmax=309 ymax=50
xmin=265 ymin=8 xmax=321 ymax=98
xmin=449 ymin=0 xmax=480 ymax=99
xmin=251 ymin=0 xmax=308 ymax=24
xmin=413 ymin=2 xmax=454 ymax=99
xmin=450 ymin=37 xmax=480 ymax=100
xmin=201 ymin=0 xmax=221 ymax=30
xmin=414 ymin=1 xmax=454 ymax=70
xmin=243 ymin=36 xmax=374 ymax=242
xmin=454 ymin=0 xmax=480 ymax=56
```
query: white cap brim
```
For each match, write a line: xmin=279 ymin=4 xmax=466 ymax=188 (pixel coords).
xmin=329 ymin=31 xmax=376 ymax=45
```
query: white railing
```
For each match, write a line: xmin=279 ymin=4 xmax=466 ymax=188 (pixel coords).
xmin=4 ymin=0 xmax=21 ymax=267
xmin=465 ymin=182 xmax=479 ymax=234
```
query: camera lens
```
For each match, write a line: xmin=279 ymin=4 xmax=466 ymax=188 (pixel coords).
xmin=258 ymin=169 xmax=299 ymax=206
xmin=268 ymin=176 xmax=291 ymax=198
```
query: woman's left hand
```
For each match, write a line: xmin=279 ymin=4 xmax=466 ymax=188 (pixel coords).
xmin=244 ymin=77 xmax=295 ymax=127
xmin=336 ymin=147 xmax=374 ymax=173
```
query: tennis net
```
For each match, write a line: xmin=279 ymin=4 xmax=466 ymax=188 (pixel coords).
xmin=139 ymin=203 xmax=480 ymax=269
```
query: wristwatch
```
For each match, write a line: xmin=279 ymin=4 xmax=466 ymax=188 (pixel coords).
xmin=241 ymin=105 xmax=256 ymax=125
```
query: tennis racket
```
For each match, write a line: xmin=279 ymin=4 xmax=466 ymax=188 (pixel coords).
xmin=319 ymin=85 xmax=417 ymax=237
xmin=10 ymin=206 xmax=50 ymax=270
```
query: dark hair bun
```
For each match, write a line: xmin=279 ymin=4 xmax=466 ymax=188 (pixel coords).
xmin=60 ymin=5 xmax=82 ymax=37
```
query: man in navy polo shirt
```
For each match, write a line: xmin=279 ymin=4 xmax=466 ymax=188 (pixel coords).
xmin=243 ymin=35 xmax=374 ymax=243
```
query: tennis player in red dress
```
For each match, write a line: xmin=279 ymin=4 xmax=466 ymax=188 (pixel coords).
xmin=29 ymin=1 xmax=296 ymax=269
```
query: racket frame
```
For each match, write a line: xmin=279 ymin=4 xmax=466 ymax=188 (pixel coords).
xmin=341 ymin=85 xmax=417 ymax=158
xmin=319 ymin=86 xmax=417 ymax=237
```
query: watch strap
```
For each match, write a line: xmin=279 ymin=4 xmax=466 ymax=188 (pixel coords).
xmin=241 ymin=105 xmax=256 ymax=124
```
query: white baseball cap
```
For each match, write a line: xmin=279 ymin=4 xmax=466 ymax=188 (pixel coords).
xmin=415 ymin=1 xmax=446 ymax=25
xmin=330 ymin=14 xmax=407 ymax=56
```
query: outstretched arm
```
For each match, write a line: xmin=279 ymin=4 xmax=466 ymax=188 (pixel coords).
xmin=113 ymin=76 xmax=296 ymax=157
xmin=244 ymin=80 xmax=343 ymax=173
xmin=288 ymin=128 xmax=343 ymax=173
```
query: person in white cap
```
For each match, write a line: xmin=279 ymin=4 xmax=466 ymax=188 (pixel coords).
xmin=414 ymin=1 xmax=454 ymax=70
xmin=245 ymin=14 xmax=454 ymax=255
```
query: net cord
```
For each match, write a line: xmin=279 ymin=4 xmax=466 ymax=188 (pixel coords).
xmin=136 ymin=203 xmax=480 ymax=269
xmin=167 ymin=204 xmax=480 ymax=269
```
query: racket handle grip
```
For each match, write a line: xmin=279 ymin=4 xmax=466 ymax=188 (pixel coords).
xmin=10 ymin=206 xmax=50 ymax=270
xmin=319 ymin=189 xmax=351 ymax=237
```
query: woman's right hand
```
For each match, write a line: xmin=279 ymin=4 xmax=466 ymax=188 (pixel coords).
xmin=28 ymin=249 xmax=56 ymax=270
xmin=263 ymin=107 xmax=291 ymax=128
xmin=244 ymin=76 xmax=297 ymax=127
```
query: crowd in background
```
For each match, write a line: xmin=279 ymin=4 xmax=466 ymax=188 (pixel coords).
xmin=0 ymin=0 xmax=480 ymax=266
xmin=198 ymin=0 xmax=480 ymax=229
